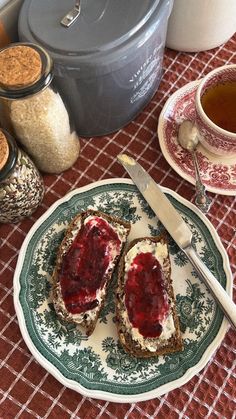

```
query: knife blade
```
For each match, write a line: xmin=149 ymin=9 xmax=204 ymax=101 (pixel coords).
xmin=117 ymin=153 xmax=236 ymax=330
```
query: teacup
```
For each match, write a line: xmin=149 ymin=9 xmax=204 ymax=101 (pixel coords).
xmin=195 ymin=64 xmax=236 ymax=156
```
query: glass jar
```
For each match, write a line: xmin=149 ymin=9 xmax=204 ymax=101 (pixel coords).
xmin=0 ymin=129 xmax=44 ymax=223
xmin=0 ymin=42 xmax=80 ymax=174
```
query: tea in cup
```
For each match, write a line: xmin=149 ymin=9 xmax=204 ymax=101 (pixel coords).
xmin=195 ymin=65 xmax=236 ymax=156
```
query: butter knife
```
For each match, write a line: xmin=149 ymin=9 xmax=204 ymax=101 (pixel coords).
xmin=117 ymin=154 xmax=236 ymax=330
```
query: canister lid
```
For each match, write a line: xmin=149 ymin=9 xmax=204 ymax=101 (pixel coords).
xmin=19 ymin=0 xmax=165 ymax=72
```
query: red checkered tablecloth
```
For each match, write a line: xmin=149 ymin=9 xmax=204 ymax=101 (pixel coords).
xmin=0 ymin=34 xmax=235 ymax=418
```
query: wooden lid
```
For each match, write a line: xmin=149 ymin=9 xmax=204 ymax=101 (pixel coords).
xmin=0 ymin=130 xmax=9 ymax=170
xmin=0 ymin=45 xmax=42 ymax=89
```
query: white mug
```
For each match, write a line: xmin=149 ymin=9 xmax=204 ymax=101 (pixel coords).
xmin=166 ymin=0 xmax=236 ymax=52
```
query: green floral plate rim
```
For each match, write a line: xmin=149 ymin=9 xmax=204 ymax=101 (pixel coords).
xmin=13 ymin=179 xmax=232 ymax=403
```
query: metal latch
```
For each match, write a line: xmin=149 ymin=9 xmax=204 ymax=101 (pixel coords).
xmin=61 ymin=1 xmax=81 ymax=28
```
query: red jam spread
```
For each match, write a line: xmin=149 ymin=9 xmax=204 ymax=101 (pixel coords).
xmin=125 ymin=251 xmax=169 ymax=338
xmin=59 ymin=216 xmax=121 ymax=314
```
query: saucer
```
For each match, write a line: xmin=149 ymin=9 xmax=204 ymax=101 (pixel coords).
xmin=157 ymin=80 xmax=236 ymax=195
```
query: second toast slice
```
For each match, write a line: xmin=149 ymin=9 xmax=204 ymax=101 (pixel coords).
xmin=116 ymin=235 xmax=183 ymax=357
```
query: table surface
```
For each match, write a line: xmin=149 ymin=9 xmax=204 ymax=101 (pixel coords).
xmin=0 ymin=33 xmax=236 ymax=419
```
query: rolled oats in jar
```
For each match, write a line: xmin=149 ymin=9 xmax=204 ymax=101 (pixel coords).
xmin=0 ymin=129 xmax=44 ymax=223
xmin=0 ymin=42 xmax=80 ymax=174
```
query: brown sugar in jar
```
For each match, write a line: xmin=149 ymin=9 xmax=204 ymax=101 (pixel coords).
xmin=0 ymin=129 xmax=44 ymax=223
xmin=0 ymin=43 xmax=80 ymax=174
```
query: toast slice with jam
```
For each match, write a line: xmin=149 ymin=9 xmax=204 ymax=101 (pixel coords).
xmin=116 ymin=235 xmax=183 ymax=357
xmin=52 ymin=209 xmax=131 ymax=336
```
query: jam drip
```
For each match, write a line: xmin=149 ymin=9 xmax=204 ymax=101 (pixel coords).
xmin=59 ymin=216 xmax=121 ymax=314
xmin=125 ymin=252 xmax=169 ymax=338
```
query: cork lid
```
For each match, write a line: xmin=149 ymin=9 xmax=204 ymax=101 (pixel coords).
xmin=0 ymin=130 xmax=9 ymax=170
xmin=0 ymin=45 xmax=42 ymax=89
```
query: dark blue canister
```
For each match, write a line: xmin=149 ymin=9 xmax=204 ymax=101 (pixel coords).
xmin=18 ymin=0 xmax=173 ymax=136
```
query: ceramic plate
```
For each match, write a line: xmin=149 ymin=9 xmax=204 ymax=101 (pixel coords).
xmin=14 ymin=179 xmax=232 ymax=402
xmin=158 ymin=80 xmax=236 ymax=195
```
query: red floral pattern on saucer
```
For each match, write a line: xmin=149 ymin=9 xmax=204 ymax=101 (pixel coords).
xmin=157 ymin=80 xmax=236 ymax=195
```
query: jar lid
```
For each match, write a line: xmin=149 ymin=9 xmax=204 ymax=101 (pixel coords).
xmin=0 ymin=130 xmax=9 ymax=170
xmin=0 ymin=130 xmax=18 ymax=182
xmin=0 ymin=43 xmax=53 ymax=99
xmin=0 ymin=45 xmax=42 ymax=89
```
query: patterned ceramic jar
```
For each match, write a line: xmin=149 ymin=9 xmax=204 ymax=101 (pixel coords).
xmin=0 ymin=129 xmax=44 ymax=223
xmin=195 ymin=65 xmax=236 ymax=157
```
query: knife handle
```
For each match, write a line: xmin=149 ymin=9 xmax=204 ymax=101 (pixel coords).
xmin=184 ymin=245 xmax=236 ymax=330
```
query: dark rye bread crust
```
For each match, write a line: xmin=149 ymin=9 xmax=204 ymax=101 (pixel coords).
xmin=116 ymin=235 xmax=183 ymax=358
xmin=52 ymin=209 xmax=131 ymax=336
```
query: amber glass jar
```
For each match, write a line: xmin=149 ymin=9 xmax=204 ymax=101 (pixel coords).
xmin=0 ymin=129 xmax=44 ymax=223
xmin=0 ymin=43 xmax=80 ymax=174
